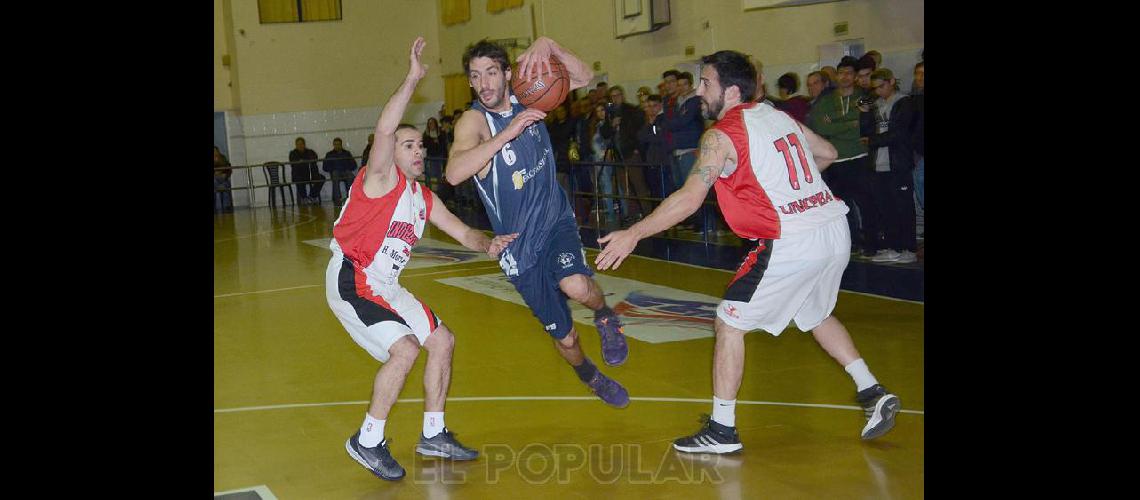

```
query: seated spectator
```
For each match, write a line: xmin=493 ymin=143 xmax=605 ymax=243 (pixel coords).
xmin=774 ymin=72 xmax=811 ymax=123
xmin=289 ymin=137 xmax=324 ymax=205
xmin=214 ymin=146 xmax=233 ymax=213
xmin=322 ymin=137 xmax=358 ymax=206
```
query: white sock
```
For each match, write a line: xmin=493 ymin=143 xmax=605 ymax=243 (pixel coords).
xmin=424 ymin=412 xmax=445 ymax=438
xmin=359 ymin=414 xmax=385 ymax=448
xmin=711 ymin=396 xmax=737 ymax=428
xmin=844 ymin=358 xmax=879 ymax=392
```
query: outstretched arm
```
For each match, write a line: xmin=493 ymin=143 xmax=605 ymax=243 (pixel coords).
xmin=428 ymin=198 xmax=518 ymax=258
xmin=595 ymin=129 xmax=735 ymax=270
xmin=516 ymin=37 xmax=593 ymax=90
xmin=366 ymin=37 xmax=429 ymax=179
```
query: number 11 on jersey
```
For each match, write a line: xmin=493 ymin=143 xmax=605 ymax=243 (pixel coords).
xmin=773 ymin=133 xmax=812 ymax=190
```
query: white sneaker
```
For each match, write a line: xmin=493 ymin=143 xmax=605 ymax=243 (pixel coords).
xmin=896 ymin=250 xmax=917 ymax=263
xmin=872 ymin=249 xmax=901 ymax=262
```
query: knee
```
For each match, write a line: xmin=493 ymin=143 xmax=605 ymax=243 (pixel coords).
xmin=387 ymin=335 xmax=421 ymax=365
xmin=425 ymin=325 xmax=455 ymax=354
xmin=559 ymin=275 xmax=590 ymax=302
xmin=556 ymin=328 xmax=579 ymax=349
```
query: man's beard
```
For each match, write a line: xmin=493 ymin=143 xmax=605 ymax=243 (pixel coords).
xmin=702 ymin=90 xmax=725 ymax=119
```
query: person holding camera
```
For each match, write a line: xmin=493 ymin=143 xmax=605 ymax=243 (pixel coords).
xmin=857 ymin=68 xmax=917 ymax=263
xmin=601 ymin=85 xmax=650 ymax=223
xmin=808 ymin=56 xmax=879 ymax=258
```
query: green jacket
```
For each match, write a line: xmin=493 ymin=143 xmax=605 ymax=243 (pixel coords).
xmin=808 ymin=89 xmax=868 ymax=160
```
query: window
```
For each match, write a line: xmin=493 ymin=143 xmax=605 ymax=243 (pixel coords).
xmin=258 ymin=0 xmax=342 ymax=24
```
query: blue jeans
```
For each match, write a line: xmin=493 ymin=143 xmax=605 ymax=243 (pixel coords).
xmin=671 ymin=150 xmax=697 ymax=193
xmin=214 ymin=176 xmax=232 ymax=211
xmin=913 ymin=156 xmax=924 ymax=209
xmin=595 ymin=164 xmax=616 ymax=219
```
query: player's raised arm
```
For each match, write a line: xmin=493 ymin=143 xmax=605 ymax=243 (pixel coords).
xmin=367 ymin=37 xmax=429 ymax=178
xmin=595 ymin=128 xmax=736 ymax=270
xmin=516 ymin=37 xmax=593 ymax=91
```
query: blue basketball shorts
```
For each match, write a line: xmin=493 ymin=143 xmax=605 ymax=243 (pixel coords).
xmin=509 ymin=223 xmax=593 ymax=340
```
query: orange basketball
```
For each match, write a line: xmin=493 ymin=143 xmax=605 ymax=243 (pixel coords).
xmin=511 ymin=56 xmax=570 ymax=112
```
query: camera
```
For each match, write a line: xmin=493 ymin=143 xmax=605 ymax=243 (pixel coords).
xmin=857 ymin=94 xmax=875 ymax=109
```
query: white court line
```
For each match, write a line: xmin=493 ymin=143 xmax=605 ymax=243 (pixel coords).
xmin=213 ymin=396 xmax=924 ymax=415
xmin=583 ymin=248 xmax=925 ymax=305
xmin=213 ymin=213 xmax=320 ymax=243
xmin=212 ymin=264 xmax=501 ymax=298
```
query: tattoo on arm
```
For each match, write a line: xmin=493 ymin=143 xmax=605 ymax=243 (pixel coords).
xmin=692 ymin=132 xmax=725 ymax=188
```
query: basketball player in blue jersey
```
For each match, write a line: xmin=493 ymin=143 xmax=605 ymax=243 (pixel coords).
xmin=447 ymin=38 xmax=630 ymax=408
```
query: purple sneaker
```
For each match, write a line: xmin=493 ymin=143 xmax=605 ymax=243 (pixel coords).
xmin=586 ymin=371 xmax=630 ymax=408
xmin=594 ymin=314 xmax=629 ymax=366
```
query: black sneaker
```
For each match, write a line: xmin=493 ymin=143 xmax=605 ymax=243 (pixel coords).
xmin=673 ymin=415 xmax=743 ymax=454
xmin=345 ymin=432 xmax=405 ymax=480
xmin=415 ymin=428 xmax=479 ymax=460
xmin=856 ymin=384 xmax=901 ymax=440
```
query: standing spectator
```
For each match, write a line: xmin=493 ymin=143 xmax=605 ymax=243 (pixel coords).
xmin=855 ymin=54 xmax=877 ymax=93
xmin=806 ymin=70 xmax=832 ymax=103
xmin=601 ymin=85 xmax=650 ymax=222
xmin=546 ymin=103 xmax=575 ymax=202
xmin=774 ymin=72 xmax=811 ymax=123
xmin=423 ymin=117 xmax=452 ymax=205
xmin=289 ymin=137 xmax=324 ymax=205
xmin=360 ymin=133 xmax=375 ymax=170
xmin=636 ymin=94 xmax=672 ymax=202
xmin=214 ymin=146 xmax=233 ymax=213
xmin=866 ymin=50 xmax=883 ymax=68
xmin=911 ymin=61 xmax=924 ymax=213
xmin=809 ymin=56 xmax=877 ymax=256
xmin=635 ymin=86 xmax=652 ymax=109
xmin=664 ymin=71 xmax=706 ymax=231
xmin=323 ymin=137 xmax=358 ymax=206
xmin=820 ymin=66 xmax=839 ymax=86
xmin=860 ymin=68 xmax=917 ymax=263
xmin=586 ymin=102 xmax=618 ymax=224
xmin=440 ymin=116 xmax=455 ymax=149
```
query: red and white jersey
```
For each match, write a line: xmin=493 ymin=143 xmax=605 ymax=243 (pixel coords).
xmin=712 ymin=102 xmax=848 ymax=240
xmin=330 ymin=168 xmax=434 ymax=292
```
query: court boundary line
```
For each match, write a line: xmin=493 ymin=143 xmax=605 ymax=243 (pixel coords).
xmin=214 ymin=484 xmax=278 ymax=500
xmin=213 ymin=396 xmax=924 ymax=415
xmin=213 ymin=212 xmax=320 ymax=243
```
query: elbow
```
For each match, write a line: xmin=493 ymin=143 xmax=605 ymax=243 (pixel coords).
xmin=445 ymin=171 xmax=462 ymax=186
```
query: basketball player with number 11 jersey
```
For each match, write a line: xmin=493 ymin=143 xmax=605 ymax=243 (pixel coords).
xmin=596 ymin=50 xmax=900 ymax=454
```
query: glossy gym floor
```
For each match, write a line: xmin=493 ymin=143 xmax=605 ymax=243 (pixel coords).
xmin=214 ymin=201 xmax=924 ymax=499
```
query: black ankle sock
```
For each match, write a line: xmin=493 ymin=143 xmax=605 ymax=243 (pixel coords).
xmin=573 ymin=358 xmax=599 ymax=383
xmin=595 ymin=306 xmax=614 ymax=319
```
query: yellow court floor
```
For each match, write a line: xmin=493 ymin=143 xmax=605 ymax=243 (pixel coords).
xmin=214 ymin=204 xmax=925 ymax=499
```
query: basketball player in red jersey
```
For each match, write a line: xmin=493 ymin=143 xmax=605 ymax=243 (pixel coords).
xmin=329 ymin=37 xmax=517 ymax=480
xmin=595 ymin=50 xmax=900 ymax=454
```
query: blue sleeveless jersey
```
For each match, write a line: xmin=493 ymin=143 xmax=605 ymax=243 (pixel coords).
xmin=471 ymin=96 xmax=575 ymax=278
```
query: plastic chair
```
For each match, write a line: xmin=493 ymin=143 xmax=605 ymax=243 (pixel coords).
xmin=263 ymin=161 xmax=294 ymax=207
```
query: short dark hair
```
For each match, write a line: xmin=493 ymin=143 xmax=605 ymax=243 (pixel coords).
xmin=647 ymin=94 xmax=662 ymax=103
xmin=462 ymin=39 xmax=510 ymax=74
xmin=856 ymin=54 xmax=877 ymax=72
xmin=807 ymin=70 xmax=830 ymax=85
xmin=396 ymin=123 xmax=418 ymax=132
xmin=837 ymin=56 xmax=859 ymax=71
xmin=914 ymin=61 xmax=924 ymax=71
xmin=678 ymin=72 xmax=693 ymax=85
xmin=333 ymin=137 xmax=343 ymax=143
xmin=700 ymin=50 xmax=757 ymax=102
xmin=777 ymin=72 xmax=799 ymax=94
xmin=662 ymin=69 xmax=681 ymax=80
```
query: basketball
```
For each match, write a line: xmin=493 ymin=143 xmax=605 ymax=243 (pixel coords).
xmin=511 ymin=56 xmax=570 ymax=112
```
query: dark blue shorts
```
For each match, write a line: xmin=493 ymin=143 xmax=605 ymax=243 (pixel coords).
xmin=509 ymin=223 xmax=593 ymax=339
